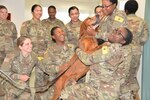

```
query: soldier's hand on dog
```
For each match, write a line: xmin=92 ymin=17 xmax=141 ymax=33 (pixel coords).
xmin=19 ymin=75 xmax=29 ymax=82
xmin=86 ymin=26 xmax=98 ymax=36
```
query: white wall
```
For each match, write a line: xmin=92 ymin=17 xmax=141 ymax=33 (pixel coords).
xmin=0 ymin=0 xmax=25 ymax=36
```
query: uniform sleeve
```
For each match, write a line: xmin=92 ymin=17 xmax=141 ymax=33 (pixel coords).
xmin=11 ymin=22 xmax=18 ymax=47
xmin=42 ymin=50 xmax=59 ymax=75
xmin=10 ymin=60 xmax=20 ymax=80
xmin=76 ymin=44 xmax=121 ymax=65
xmin=113 ymin=10 xmax=128 ymax=29
xmin=20 ymin=22 xmax=28 ymax=36
xmin=140 ymin=21 xmax=149 ymax=45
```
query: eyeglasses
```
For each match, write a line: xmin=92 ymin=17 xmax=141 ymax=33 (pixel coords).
xmin=102 ymin=3 xmax=114 ymax=8
xmin=114 ymin=29 xmax=126 ymax=40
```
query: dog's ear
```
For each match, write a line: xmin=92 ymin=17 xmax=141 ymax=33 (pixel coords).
xmin=80 ymin=18 xmax=89 ymax=38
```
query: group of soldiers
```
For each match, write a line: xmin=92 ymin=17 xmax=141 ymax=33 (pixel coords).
xmin=0 ymin=0 xmax=149 ymax=100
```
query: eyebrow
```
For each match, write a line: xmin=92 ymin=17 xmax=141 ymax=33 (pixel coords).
xmin=115 ymin=29 xmax=126 ymax=40
xmin=102 ymin=3 xmax=113 ymax=8
xmin=119 ymin=31 xmax=126 ymax=40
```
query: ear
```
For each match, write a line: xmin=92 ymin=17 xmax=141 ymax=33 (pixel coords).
xmin=19 ymin=45 xmax=22 ymax=50
xmin=52 ymin=36 xmax=55 ymax=40
xmin=125 ymin=10 xmax=128 ymax=15
xmin=80 ymin=18 xmax=89 ymax=37
xmin=120 ymin=40 xmax=126 ymax=45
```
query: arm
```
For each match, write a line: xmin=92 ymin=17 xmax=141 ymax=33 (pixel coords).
xmin=140 ymin=21 xmax=149 ymax=45
xmin=76 ymin=43 xmax=122 ymax=65
xmin=11 ymin=58 xmax=29 ymax=82
xmin=20 ymin=21 xmax=29 ymax=36
xmin=11 ymin=22 xmax=18 ymax=45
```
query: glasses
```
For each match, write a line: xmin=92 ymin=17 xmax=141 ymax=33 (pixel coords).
xmin=102 ymin=3 xmax=114 ymax=8
xmin=114 ymin=29 xmax=126 ymax=40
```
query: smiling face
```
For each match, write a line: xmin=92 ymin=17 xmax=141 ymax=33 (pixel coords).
xmin=19 ymin=38 xmax=33 ymax=54
xmin=69 ymin=8 xmax=79 ymax=22
xmin=102 ymin=0 xmax=116 ymax=16
xmin=52 ymin=27 xmax=66 ymax=44
xmin=0 ymin=8 xmax=8 ymax=20
xmin=108 ymin=27 xmax=127 ymax=44
xmin=32 ymin=5 xmax=42 ymax=20
xmin=95 ymin=6 xmax=105 ymax=19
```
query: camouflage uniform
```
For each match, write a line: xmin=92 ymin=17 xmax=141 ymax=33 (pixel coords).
xmin=42 ymin=18 xmax=66 ymax=32
xmin=0 ymin=19 xmax=17 ymax=97
xmin=96 ymin=8 xmax=128 ymax=40
xmin=120 ymin=14 xmax=149 ymax=99
xmin=65 ymin=20 xmax=82 ymax=47
xmin=60 ymin=43 xmax=133 ymax=100
xmin=42 ymin=43 xmax=75 ymax=99
xmin=1 ymin=51 xmax=46 ymax=100
xmin=0 ymin=19 xmax=17 ymax=65
xmin=20 ymin=19 xmax=49 ymax=57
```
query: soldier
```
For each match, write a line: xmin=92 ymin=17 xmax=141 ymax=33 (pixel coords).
xmin=20 ymin=4 xmax=49 ymax=58
xmin=60 ymin=27 xmax=133 ymax=100
xmin=42 ymin=26 xmax=75 ymax=99
xmin=93 ymin=0 xmax=128 ymax=40
xmin=42 ymin=5 xmax=66 ymax=41
xmin=0 ymin=5 xmax=17 ymax=65
xmin=0 ymin=36 xmax=48 ymax=100
xmin=120 ymin=0 xmax=149 ymax=100
xmin=66 ymin=6 xmax=82 ymax=47
xmin=0 ymin=5 xmax=18 ymax=97
xmin=94 ymin=5 xmax=105 ymax=20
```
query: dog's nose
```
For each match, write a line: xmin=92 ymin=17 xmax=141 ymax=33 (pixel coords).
xmin=92 ymin=14 xmax=100 ymax=26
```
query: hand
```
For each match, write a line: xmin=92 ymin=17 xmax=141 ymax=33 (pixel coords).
xmin=74 ymin=46 xmax=79 ymax=52
xmin=87 ymin=26 xmax=97 ymax=36
xmin=19 ymin=75 xmax=29 ymax=82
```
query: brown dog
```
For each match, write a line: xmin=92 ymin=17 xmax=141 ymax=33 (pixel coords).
xmin=52 ymin=15 xmax=102 ymax=100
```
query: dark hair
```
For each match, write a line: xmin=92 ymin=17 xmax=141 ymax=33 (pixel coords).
xmin=123 ymin=28 xmax=133 ymax=46
xmin=17 ymin=36 xmax=31 ymax=47
xmin=94 ymin=5 xmax=103 ymax=13
xmin=48 ymin=5 xmax=56 ymax=11
xmin=109 ymin=0 xmax=118 ymax=6
xmin=51 ymin=26 xmax=60 ymax=42
xmin=124 ymin=0 xmax=138 ymax=14
xmin=68 ymin=6 xmax=79 ymax=15
xmin=31 ymin=4 xmax=42 ymax=12
xmin=0 ymin=5 xmax=7 ymax=10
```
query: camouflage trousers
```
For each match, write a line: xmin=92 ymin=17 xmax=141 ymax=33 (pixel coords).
xmin=0 ymin=51 xmax=6 ymax=65
xmin=120 ymin=54 xmax=141 ymax=100
xmin=3 ymin=82 xmax=49 ymax=100
xmin=119 ymin=90 xmax=134 ymax=100
xmin=0 ymin=77 xmax=5 ymax=96
xmin=60 ymin=83 xmax=120 ymax=100
xmin=128 ymin=54 xmax=141 ymax=92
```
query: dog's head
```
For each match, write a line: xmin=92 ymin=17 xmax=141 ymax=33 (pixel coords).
xmin=80 ymin=14 xmax=100 ymax=38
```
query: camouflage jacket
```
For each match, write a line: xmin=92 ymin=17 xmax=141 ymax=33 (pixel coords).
xmin=60 ymin=43 xmax=132 ymax=99
xmin=76 ymin=43 xmax=132 ymax=90
xmin=96 ymin=8 xmax=128 ymax=40
xmin=10 ymin=52 xmax=46 ymax=87
xmin=42 ymin=18 xmax=66 ymax=33
xmin=42 ymin=43 xmax=75 ymax=81
xmin=20 ymin=19 xmax=49 ymax=55
xmin=66 ymin=20 xmax=82 ymax=47
xmin=127 ymin=14 xmax=149 ymax=55
xmin=0 ymin=20 xmax=17 ymax=52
